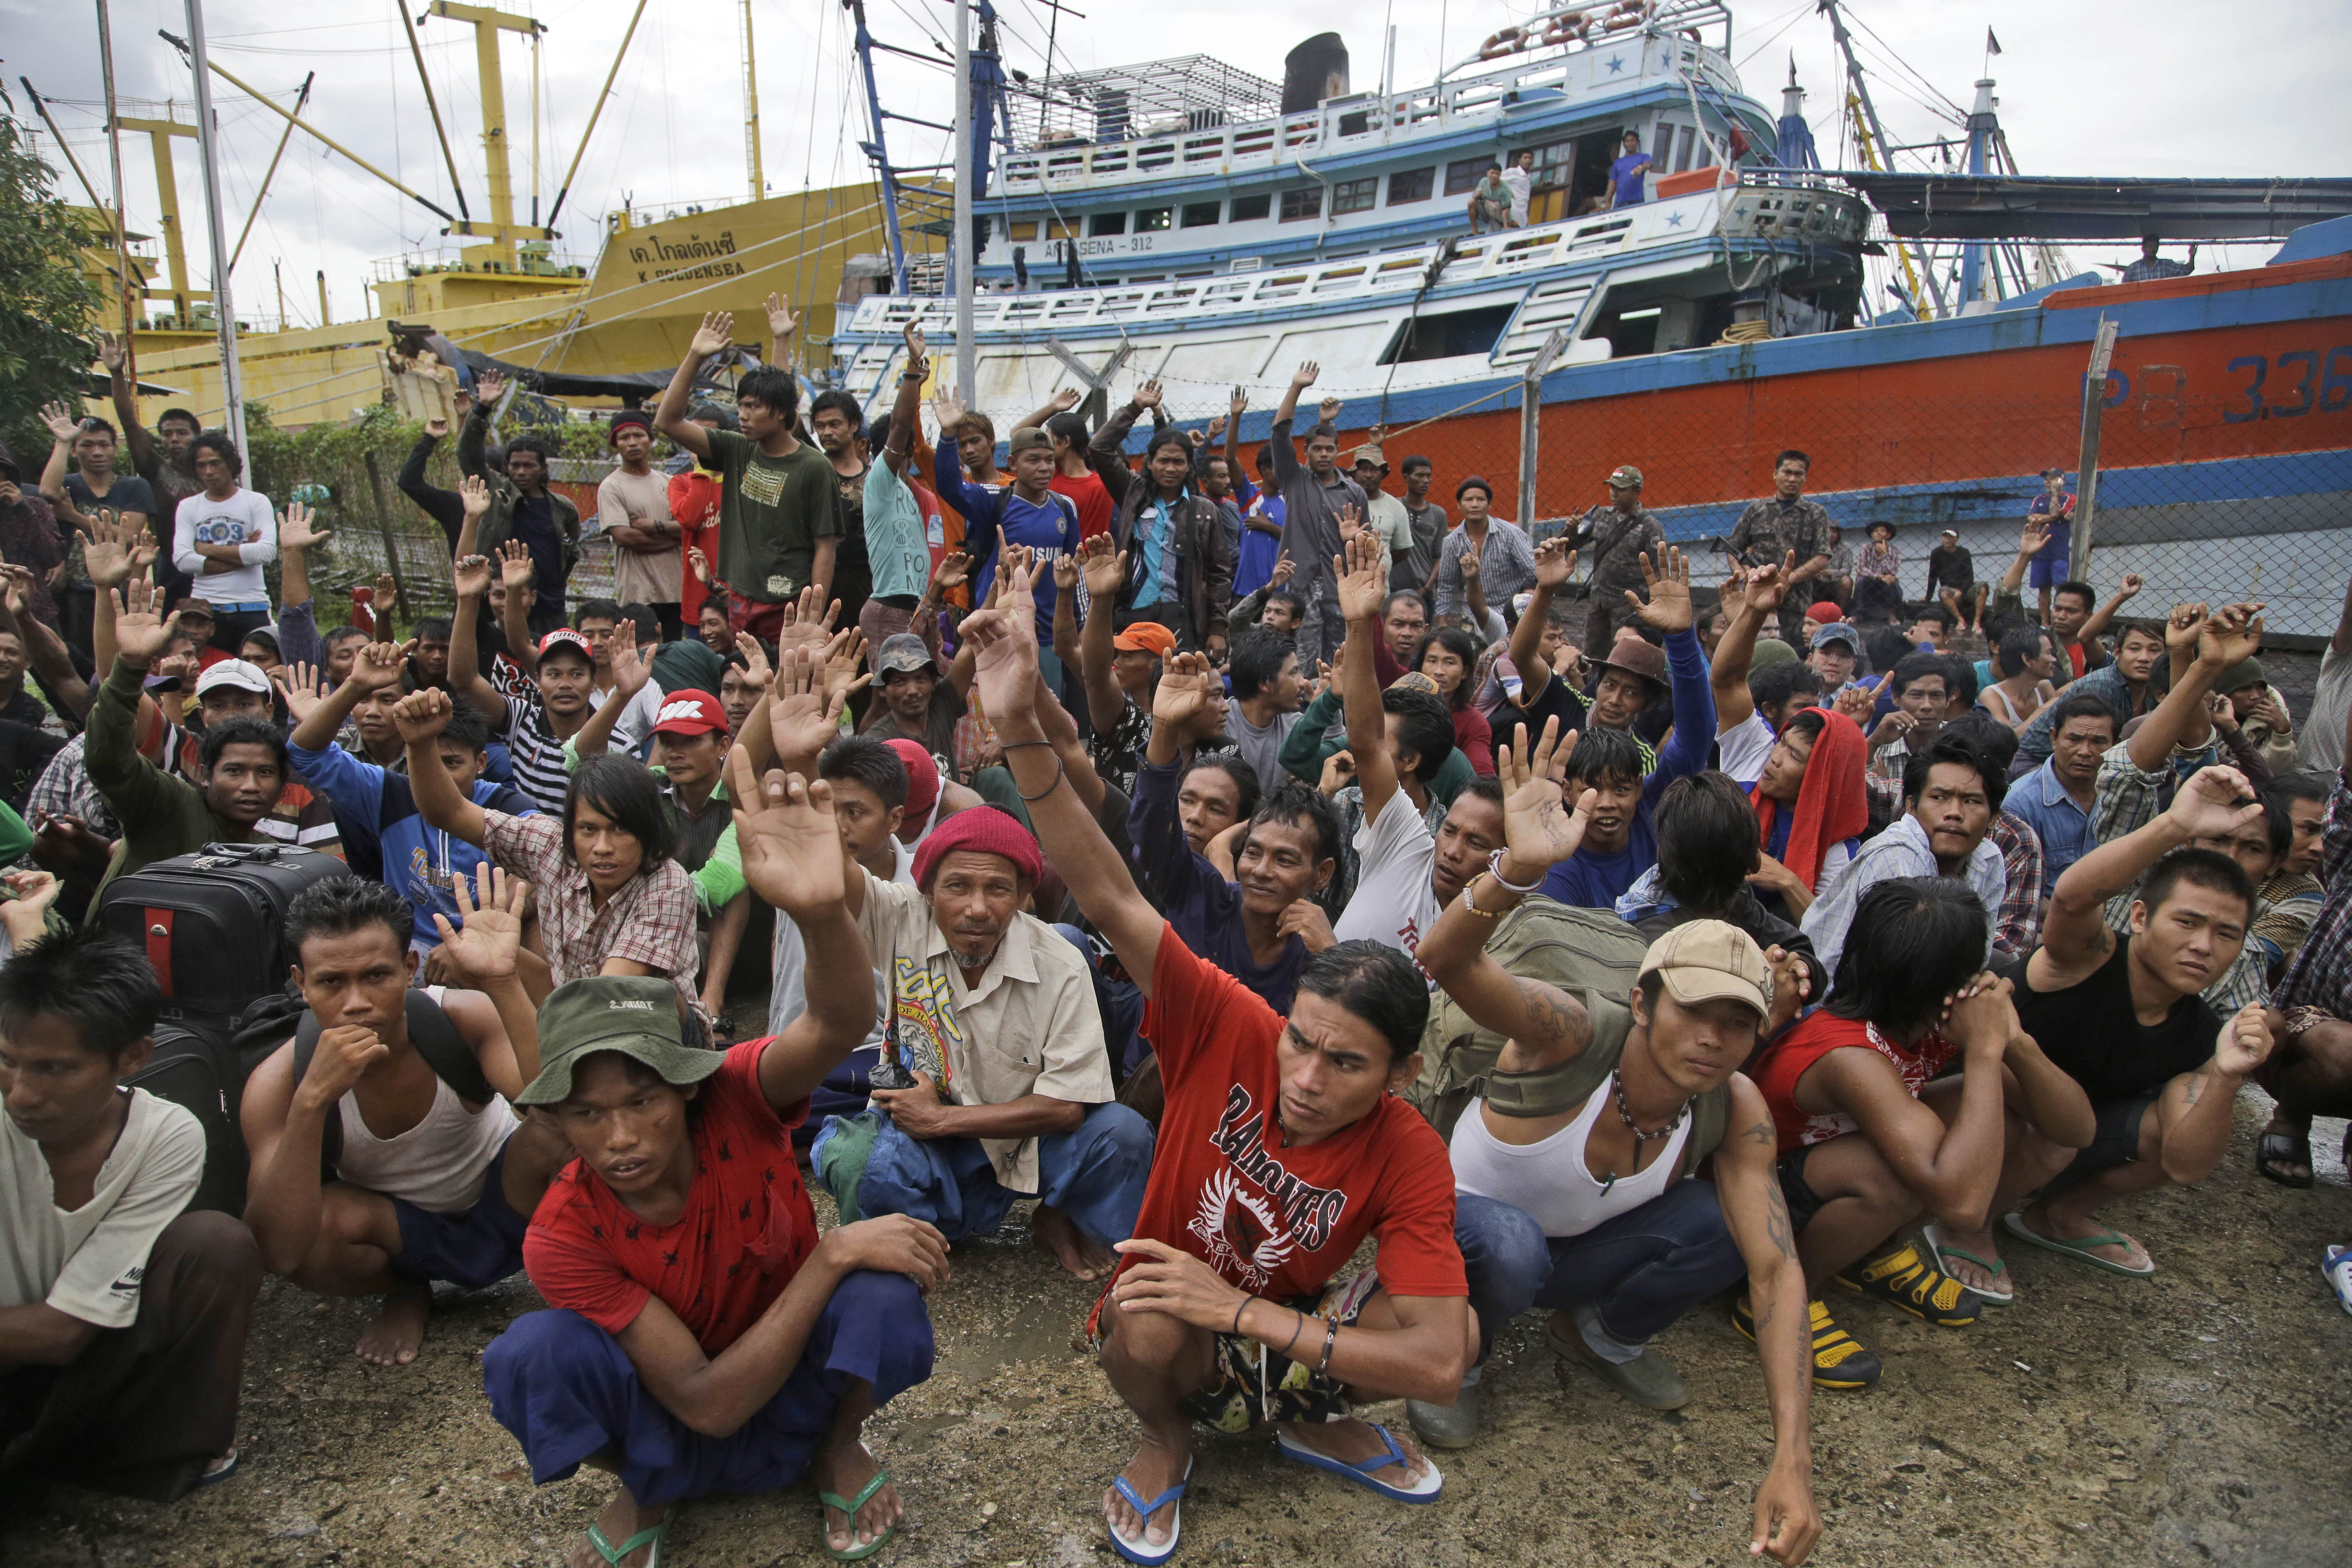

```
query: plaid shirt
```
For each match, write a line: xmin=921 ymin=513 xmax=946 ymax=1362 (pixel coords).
xmin=481 ymin=809 xmax=702 ymax=1019
xmin=2275 ymin=771 xmax=2352 ymax=1015
xmin=26 ymin=735 xmax=119 ymax=840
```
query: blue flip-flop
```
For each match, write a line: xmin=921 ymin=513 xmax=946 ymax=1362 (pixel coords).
xmin=1274 ymin=1423 xmax=1443 ymax=1504
xmin=1107 ymin=1456 xmax=1193 ymax=1565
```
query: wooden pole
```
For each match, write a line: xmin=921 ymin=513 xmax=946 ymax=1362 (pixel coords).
xmin=361 ymin=450 xmax=415 ymax=626
xmin=2073 ymin=317 xmax=2120 ymax=573
xmin=96 ymin=0 xmax=138 ymax=343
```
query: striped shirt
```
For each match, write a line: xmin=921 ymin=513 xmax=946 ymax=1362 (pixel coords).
xmin=500 ymin=689 xmax=634 ymax=815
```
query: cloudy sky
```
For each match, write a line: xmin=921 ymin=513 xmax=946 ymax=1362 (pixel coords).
xmin=9 ymin=0 xmax=2339 ymax=326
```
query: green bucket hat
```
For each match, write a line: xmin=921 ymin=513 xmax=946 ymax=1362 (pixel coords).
xmin=1748 ymin=636 xmax=1800 ymax=671
xmin=2213 ymin=657 xmax=2267 ymax=696
xmin=514 ymin=975 xmax=725 ymax=1106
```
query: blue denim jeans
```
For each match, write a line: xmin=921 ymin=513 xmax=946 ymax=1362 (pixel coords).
xmin=1455 ymin=1180 xmax=1745 ymax=1378
xmin=815 ymin=1100 xmax=1154 ymax=1250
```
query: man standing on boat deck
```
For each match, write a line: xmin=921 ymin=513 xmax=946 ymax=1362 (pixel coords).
xmin=1268 ymin=363 xmax=1367 ymax=668
xmin=1501 ymin=150 xmax=1537 ymax=228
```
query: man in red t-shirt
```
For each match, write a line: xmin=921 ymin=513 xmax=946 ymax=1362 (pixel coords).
xmin=1017 ymin=391 xmax=1113 ymax=541
xmin=969 ymin=554 xmax=1469 ymax=1565
xmin=1748 ymin=877 xmax=2090 ymax=1386
xmin=482 ymin=772 xmax=948 ymax=1564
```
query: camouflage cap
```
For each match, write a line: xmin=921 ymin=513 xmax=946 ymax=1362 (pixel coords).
xmin=1607 ymin=465 xmax=1643 ymax=488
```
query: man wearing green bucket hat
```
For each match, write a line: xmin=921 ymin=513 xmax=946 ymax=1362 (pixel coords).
xmin=482 ymin=769 xmax=946 ymax=1565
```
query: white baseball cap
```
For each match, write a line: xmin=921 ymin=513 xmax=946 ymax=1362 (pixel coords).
xmin=195 ymin=658 xmax=273 ymax=697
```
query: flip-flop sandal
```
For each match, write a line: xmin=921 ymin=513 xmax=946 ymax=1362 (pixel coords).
xmin=2325 ymin=1246 xmax=2352 ymax=1317
xmin=1922 ymin=1223 xmax=2016 ymax=1305
xmin=587 ymin=1518 xmax=668 ymax=1568
xmin=1274 ymin=1422 xmax=1443 ymax=1504
xmin=1106 ymin=1456 xmax=1193 ymax=1566
xmin=197 ymin=1446 xmax=239 ymax=1487
xmin=818 ymin=1471 xmax=897 ymax=1562
xmin=2256 ymin=1128 xmax=2317 ymax=1188
xmin=2001 ymin=1210 xmax=2154 ymax=1279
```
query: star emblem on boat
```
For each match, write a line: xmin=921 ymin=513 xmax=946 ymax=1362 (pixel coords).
xmin=1666 ymin=211 xmax=1685 ymax=226
xmin=1607 ymin=55 xmax=1626 ymax=72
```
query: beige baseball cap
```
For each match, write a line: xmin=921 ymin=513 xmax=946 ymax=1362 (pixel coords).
xmin=1639 ymin=920 xmax=1772 ymax=1020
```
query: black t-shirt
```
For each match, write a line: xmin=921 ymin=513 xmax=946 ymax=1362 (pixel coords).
xmin=1926 ymin=545 xmax=1975 ymax=591
xmin=2004 ymin=936 xmax=2218 ymax=1105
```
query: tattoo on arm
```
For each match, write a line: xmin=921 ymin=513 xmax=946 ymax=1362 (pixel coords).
xmin=1743 ymin=1119 xmax=1774 ymax=1147
xmin=1511 ymin=978 xmax=1592 ymax=1051
xmin=2085 ymin=924 xmax=2115 ymax=959
xmin=1763 ymin=1176 xmax=1798 ymax=1261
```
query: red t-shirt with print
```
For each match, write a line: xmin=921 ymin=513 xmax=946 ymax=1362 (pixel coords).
xmin=1749 ymin=1010 xmax=1959 ymax=1154
xmin=523 ymin=1039 xmax=818 ymax=1355
xmin=1121 ymin=925 xmax=1465 ymax=1303
xmin=1050 ymin=470 xmax=1113 ymax=541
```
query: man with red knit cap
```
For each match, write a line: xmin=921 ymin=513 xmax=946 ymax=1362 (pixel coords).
xmin=808 ymin=801 xmax=1153 ymax=1279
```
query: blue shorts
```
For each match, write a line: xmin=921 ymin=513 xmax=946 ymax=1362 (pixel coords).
xmin=386 ymin=1143 xmax=530 ymax=1289
xmin=2028 ymin=551 xmax=2069 ymax=590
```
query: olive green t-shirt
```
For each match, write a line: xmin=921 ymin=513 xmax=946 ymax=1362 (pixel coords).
xmin=705 ymin=429 xmax=841 ymax=604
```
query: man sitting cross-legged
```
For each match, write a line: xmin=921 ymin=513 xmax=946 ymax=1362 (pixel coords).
xmin=240 ymin=872 xmax=569 ymax=1365
xmin=1402 ymin=723 xmax=1823 ymax=1565
xmin=1747 ymin=879 xmax=2093 ymax=1383
xmin=971 ymin=556 xmax=1470 ymax=1565
xmin=482 ymin=765 xmax=945 ymax=1565
xmin=1996 ymin=765 xmax=2278 ymax=1278
xmin=756 ymin=648 xmax=1153 ymax=1282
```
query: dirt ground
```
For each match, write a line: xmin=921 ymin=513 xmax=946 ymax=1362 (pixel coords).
xmin=7 ymin=1085 xmax=2347 ymax=1568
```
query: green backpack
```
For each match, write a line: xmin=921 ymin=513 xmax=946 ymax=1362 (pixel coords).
xmin=1408 ymin=896 xmax=1730 ymax=1161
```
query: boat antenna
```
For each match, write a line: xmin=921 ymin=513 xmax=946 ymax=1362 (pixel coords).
xmin=180 ymin=0 xmax=247 ymax=463
xmin=546 ymin=0 xmax=648 ymax=230
xmin=845 ymin=0 xmax=911 ymax=293
xmin=952 ymin=0 xmax=975 ymax=395
xmin=397 ymin=0 xmax=473 ymax=222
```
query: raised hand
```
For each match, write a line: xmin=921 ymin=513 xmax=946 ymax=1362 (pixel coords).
xmin=1228 ymin=384 xmax=1249 ymax=420
xmin=430 ymin=863 xmax=529 ymax=982
xmin=2117 ymin=573 xmax=2144 ymax=600
xmin=2164 ymin=601 xmax=2205 ymax=663
xmin=608 ymin=637 xmax=653 ymax=699
xmin=733 ymin=631 xmax=773 ymax=691
xmin=965 ymin=574 xmax=1044 ymax=725
xmin=1052 ymin=551 xmax=1081 ymax=593
xmin=764 ymin=293 xmax=800 ymax=338
xmin=1625 ymin=547 xmax=1694 ymax=633
xmin=2196 ymin=602 xmax=2265 ymax=671
xmin=270 ymin=661 xmax=329 ymax=723
xmin=1206 ymin=413 xmax=1229 ymax=441
xmin=38 ymin=402 xmax=79 ymax=443
xmin=1132 ymin=379 xmax=1163 ymax=411
xmin=110 ymin=576 xmax=172 ymax=668
xmin=1050 ymin=387 xmax=1081 ymax=413
xmin=2162 ymin=764 xmax=2262 ymax=843
xmin=475 ymin=369 xmax=509 ymax=407
xmin=1317 ymin=749 xmax=1356 ymax=795
xmin=1333 ymin=531 xmax=1387 ymax=623
xmin=1080 ymin=531 xmax=1126 ymax=600
xmin=902 ymin=320 xmax=927 ymax=367
xmin=687 ymin=544 xmax=715 ymax=588
xmin=2017 ymin=518 xmax=2049 ymax=557
xmin=932 ymin=389 xmax=969 ymax=431
xmin=348 ymin=640 xmax=413 ymax=694
xmin=766 ymin=647 xmax=850 ymax=765
xmin=97 ymin=332 xmax=127 ymax=373
xmin=83 ymin=512 xmax=143 ymax=590
xmin=1335 ymin=501 xmax=1363 ymax=544
xmin=1533 ymin=537 xmax=1577 ymax=590
xmin=1459 ymin=549 xmax=1482 ymax=586
xmin=453 ymin=553 xmax=493 ymax=600
xmin=1741 ymin=550 xmax=1796 ymax=613
xmin=1290 ymin=361 xmax=1320 ymax=392
xmin=497 ymin=541 xmax=535 ymax=595
xmin=819 ymin=626 xmax=871 ymax=705
xmin=776 ymin=584 xmax=842 ymax=657
xmin=931 ymin=550 xmax=971 ymax=593
xmin=723 ymin=754 xmax=849 ymax=921
xmin=1151 ymin=650 xmax=1225 ymax=743
xmin=1269 ymin=552 xmax=1295 ymax=590
xmin=688 ymin=312 xmax=735 ymax=359
xmin=374 ymin=572 xmax=399 ymax=617
xmin=277 ymin=501 xmax=330 ymax=552
xmin=1317 ymin=395 xmax=1343 ymax=425
xmin=1495 ymin=718 xmax=1593 ymax=875
xmin=460 ymin=474 xmax=491 ymax=521
xmin=391 ymin=686 xmax=454 ymax=746
xmin=1833 ymin=672 xmax=1890 ymax=724
xmin=0 ymin=566 xmax=32 ymax=620
xmin=425 ymin=416 xmax=450 ymax=439
xmin=2205 ymin=691 xmax=2240 ymax=734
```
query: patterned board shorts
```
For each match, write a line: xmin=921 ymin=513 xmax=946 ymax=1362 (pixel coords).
xmin=1179 ymin=1272 xmax=1382 ymax=1434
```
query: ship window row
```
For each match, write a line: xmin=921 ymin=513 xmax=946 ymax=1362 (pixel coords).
xmin=1002 ymin=162 xmax=1461 ymax=245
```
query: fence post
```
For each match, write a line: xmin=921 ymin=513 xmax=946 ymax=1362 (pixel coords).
xmin=1518 ymin=327 xmax=1569 ymax=529
xmin=360 ymin=450 xmax=415 ymax=627
xmin=2072 ymin=317 xmax=2120 ymax=575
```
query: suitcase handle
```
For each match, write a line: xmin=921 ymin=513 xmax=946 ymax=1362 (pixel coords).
xmin=194 ymin=842 xmax=297 ymax=863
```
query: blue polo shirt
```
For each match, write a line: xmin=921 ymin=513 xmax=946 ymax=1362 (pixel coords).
xmin=2003 ymin=757 xmax=2097 ymax=884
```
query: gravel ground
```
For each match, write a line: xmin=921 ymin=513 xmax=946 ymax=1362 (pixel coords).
xmin=6 ymin=1088 xmax=2348 ymax=1568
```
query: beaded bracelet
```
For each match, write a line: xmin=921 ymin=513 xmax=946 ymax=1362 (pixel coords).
xmin=1317 ymin=1314 xmax=1339 ymax=1372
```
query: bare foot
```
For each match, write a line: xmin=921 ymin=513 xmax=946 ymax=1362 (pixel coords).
xmin=1274 ymin=1416 xmax=1430 ymax=1489
xmin=2023 ymin=1201 xmax=2152 ymax=1271
xmin=1932 ymin=1225 xmax=2012 ymax=1297
xmin=1032 ymin=1205 xmax=1116 ymax=1280
xmin=354 ymin=1284 xmax=431 ymax=1366
xmin=813 ymin=1437 xmax=901 ymax=1557
xmin=568 ymin=1487 xmax=668 ymax=1568
xmin=1104 ymin=1438 xmax=1191 ymax=1553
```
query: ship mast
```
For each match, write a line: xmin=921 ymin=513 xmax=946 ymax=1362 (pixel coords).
xmin=952 ymin=0 xmax=974 ymax=396
xmin=182 ymin=0 xmax=245 ymax=457
xmin=740 ymin=0 xmax=764 ymax=202
xmin=1819 ymin=0 xmax=1947 ymax=318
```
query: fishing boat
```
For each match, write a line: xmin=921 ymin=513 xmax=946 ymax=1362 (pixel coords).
xmin=829 ymin=0 xmax=2352 ymax=635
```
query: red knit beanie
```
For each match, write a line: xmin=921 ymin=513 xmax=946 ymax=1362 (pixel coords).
xmin=911 ymin=806 xmax=1043 ymax=891
xmin=884 ymin=738 xmax=940 ymax=821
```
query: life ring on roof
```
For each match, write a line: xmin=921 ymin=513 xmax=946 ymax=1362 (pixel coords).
xmin=1542 ymin=13 xmax=1587 ymax=44
xmin=1479 ymin=24 xmax=1530 ymax=58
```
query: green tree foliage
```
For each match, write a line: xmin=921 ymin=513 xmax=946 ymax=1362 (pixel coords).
xmin=0 ymin=113 xmax=104 ymax=457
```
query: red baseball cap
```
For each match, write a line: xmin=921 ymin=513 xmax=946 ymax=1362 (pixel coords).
xmin=1804 ymin=601 xmax=1841 ymax=627
xmin=538 ymin=627 xmax=596 ymax=663
xmin=649 ymin=690 xmax=729 ymax=737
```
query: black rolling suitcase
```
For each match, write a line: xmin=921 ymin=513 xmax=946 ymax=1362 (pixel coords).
xmin=94 ymin=841 xmax=356 ymax=1015
xmin=96 ymin=843 xmax=357 ymax=1212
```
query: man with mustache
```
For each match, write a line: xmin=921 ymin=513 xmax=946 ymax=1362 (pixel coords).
xmin=764 ymin=654 xmax=1153 ymax=1281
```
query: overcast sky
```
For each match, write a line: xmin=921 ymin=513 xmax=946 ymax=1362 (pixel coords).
xmin=8 ymin=0 xmax=2339 ymax=327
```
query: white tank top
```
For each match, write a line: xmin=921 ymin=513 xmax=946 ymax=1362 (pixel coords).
xmin=333 ymin=993 xmax=512 ymax=1214
xmin=1448 ymin=1078 xmax=1691 ymax=1238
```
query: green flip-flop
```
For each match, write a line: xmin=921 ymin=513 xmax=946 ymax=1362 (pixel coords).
xmin=2001 ymin=1210 xmax=2155 ymax=1279
xmin=586 ymin=1519 xmax=667 ymax=1568
xmin=819 ymin=1470 xmax=899 ymax=1562
xmin=1922 ymin=1223 xmax=2015 ymax=1305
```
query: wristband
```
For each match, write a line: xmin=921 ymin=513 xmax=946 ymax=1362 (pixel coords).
xmin=1231 ymin=1298 xmax=1249 ymax=1337
xmin=1282 ymin=1309 xmax=1307 ymax=1355
xmin=1487 ymin=848 xmax=1543 ymax=894
xmin=1317 ymin=1314 xmax=1339 ymax=1372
